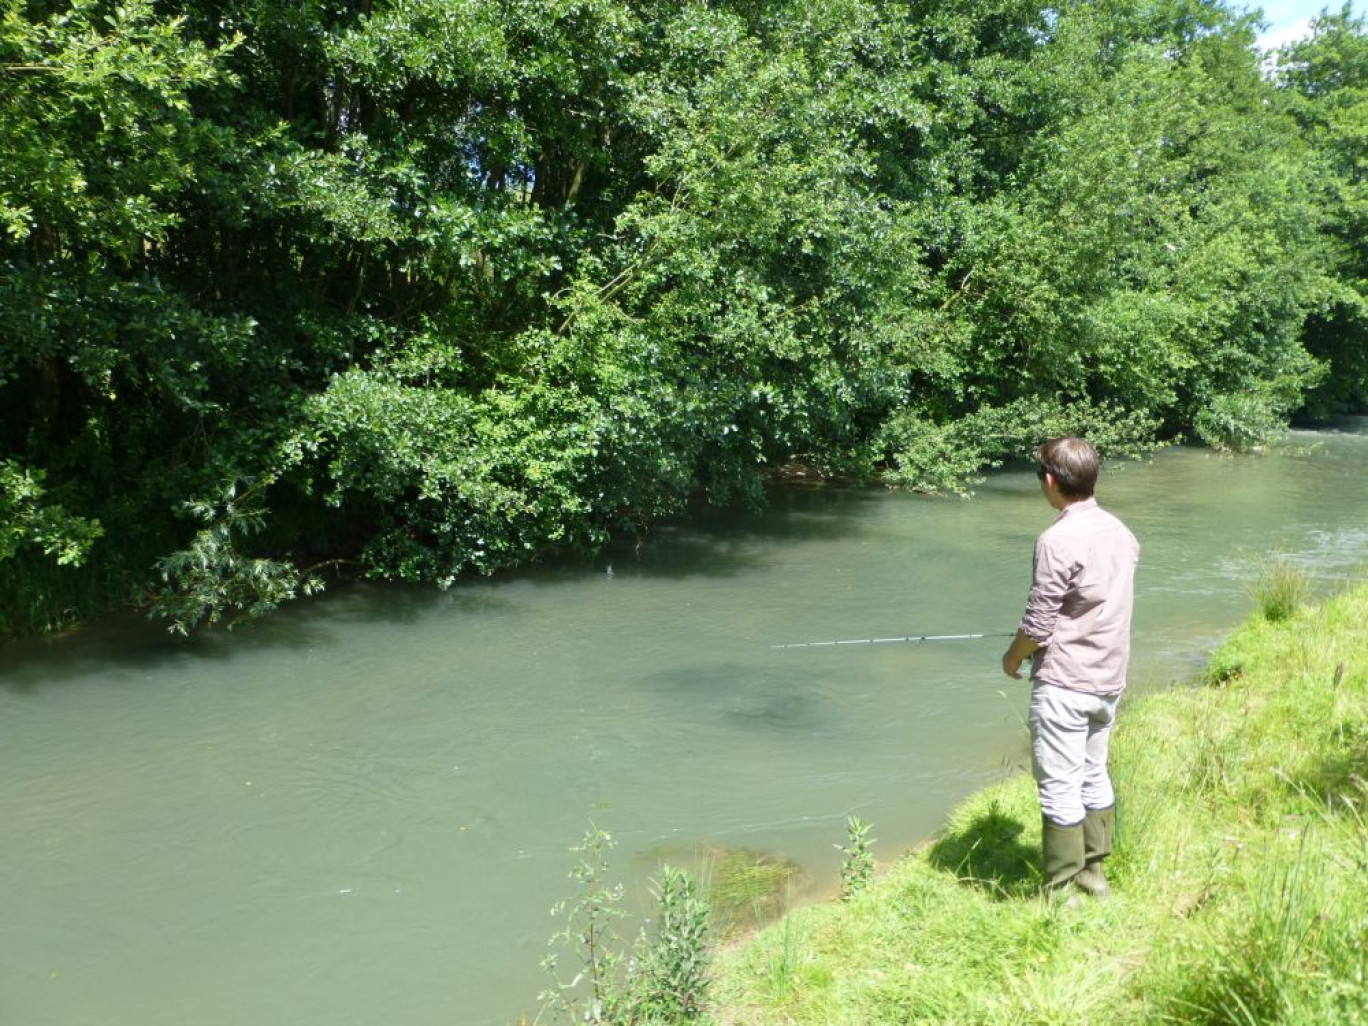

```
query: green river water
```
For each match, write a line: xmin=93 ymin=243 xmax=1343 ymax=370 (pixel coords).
xmin=4 ymin=424 xmax=1368 ymax=1025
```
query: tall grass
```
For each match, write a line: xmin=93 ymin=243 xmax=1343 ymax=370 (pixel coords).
xmin=1249 ymin=553 xmax=1310 ymax=623
xmin=1156 ymin=825 xmax=1368 ymax=1025
xmin=0 ymin=549 xmax=144 ymax=636
xmin=713 ymin=582 xmax=1368 ymax=1026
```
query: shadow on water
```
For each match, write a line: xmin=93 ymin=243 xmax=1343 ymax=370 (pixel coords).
xmin=635 ymin=662 xmax=851 ymax=736
xmin=575 ymin=484 xmax=890 ymax=580
xmin=0 ymin=605 xmax=334 ymax=695
xmin=926 ymin=806 xmax=1039 ymax=900
xmin=0 ymin=574 xmax=531 ymax=695
xmin=0 ymin=577 xmax=437 ymax=694
xmin=0 ymin=482 xmax=890 ymax=695
xmin=1295 ymin=414 xmax=1368 ymax=436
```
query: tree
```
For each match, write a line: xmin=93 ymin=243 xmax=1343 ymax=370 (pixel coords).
xmin=0 ymin=0 xmax=1355 ymax=633
xmin=0 ymin=0 xmax=242 ymax=629
xmin=1276 ymin=4 xmax=1368 ymax=417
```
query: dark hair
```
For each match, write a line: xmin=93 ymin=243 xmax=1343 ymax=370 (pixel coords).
xmin=1035 ymin=437 xmax=1098 ymax=499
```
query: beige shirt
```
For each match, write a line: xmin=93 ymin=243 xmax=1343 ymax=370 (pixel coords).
xmin=1020 ymin=498 xmax=1139 ymax=695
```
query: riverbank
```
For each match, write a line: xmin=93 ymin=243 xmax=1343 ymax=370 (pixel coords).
xmin=712 ymin=582 xmax=1368 ymax=1024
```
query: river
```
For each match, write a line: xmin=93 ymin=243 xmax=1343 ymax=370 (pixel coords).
xmin=3 ymin=423 xmax=1368 ymax=1025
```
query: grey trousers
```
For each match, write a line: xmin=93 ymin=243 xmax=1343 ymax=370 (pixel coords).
xmin=1028 ymin=681 xmax=1119 ymax=825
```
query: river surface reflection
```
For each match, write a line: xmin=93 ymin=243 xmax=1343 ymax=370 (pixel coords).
xmin=3 ymin=423 xmax=1367 ymax=1025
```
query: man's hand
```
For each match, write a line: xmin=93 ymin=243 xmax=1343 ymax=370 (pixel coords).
xmin=1001 ymin=630 xmax=1040 ymax=680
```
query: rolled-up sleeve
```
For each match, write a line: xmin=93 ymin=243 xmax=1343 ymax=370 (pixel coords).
xmin=1020 ymin=536 xmax=1075 ymax=645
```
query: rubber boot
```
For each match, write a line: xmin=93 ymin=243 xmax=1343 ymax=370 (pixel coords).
xmin=1041 ymin=817 xmax=1085 ymax=892
xmin=1075 ymin=805 xmax=1114 ymax=899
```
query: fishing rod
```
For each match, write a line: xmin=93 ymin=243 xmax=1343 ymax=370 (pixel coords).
xmin=770 ymin=631 xmax=1014 ymax=651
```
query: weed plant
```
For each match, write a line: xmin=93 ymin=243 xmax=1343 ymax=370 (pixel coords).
xmin=539 ymin=826 xmax=714 ymax=1026
xmin=540 ymin=825 xmax=628 ymax=1025
xmin=623 ymin=867 xmax=712 ymax=1023
xmin=713 ymin=583 xmax=1368 ymax=1025
xmin=836 ymin=816 xmax=875 ymax=900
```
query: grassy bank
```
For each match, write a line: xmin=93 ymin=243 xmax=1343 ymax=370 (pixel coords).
xmin=712 ymin=584 xmax=1368 ymax=1025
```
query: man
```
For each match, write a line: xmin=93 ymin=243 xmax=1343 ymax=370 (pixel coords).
xmin=1001 ymin=437 xmax=1139 ymax=898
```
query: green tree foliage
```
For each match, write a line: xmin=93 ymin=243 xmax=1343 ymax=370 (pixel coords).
xmin=0 ymin=458 xmax=101 ymax=565
xmin=1 ymin=0 xmax=244 ymax=629
xmin=149 ymin=480 xmax=322 ymax=634
xmin=0 ymin=0 xmax=1361 ymax=633
xmin=1276 ymin=4 xmax=1368 ymax=417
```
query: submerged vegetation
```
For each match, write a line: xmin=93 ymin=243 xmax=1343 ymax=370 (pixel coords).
xmin=712 ymin=580 xmax=1368 ymax=1025
xmin=698 ymin=846 xmax=804 ymax=942
xmin=2 ymin=0 xmax=1366 ymax=634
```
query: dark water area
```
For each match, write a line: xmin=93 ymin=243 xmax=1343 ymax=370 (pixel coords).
xmin=3 ymin=422 xmax=1368 ymax=1025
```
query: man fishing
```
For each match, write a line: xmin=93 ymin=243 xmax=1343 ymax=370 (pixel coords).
xmin=1001 ymin=437 xmax=1139 ymax=898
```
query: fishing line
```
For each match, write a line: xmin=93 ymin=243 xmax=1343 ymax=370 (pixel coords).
xmin=770 ymin=632 xmax=1014 ymax=651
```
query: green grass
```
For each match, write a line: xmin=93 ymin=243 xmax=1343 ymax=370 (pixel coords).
xmin=713 ymin=583 xmax=1368 ymax=1026
xmin=1248 ymin=554 xmax=1311 ymax=624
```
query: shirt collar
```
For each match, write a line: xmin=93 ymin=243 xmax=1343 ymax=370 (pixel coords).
xmin=1054 ymin=496 xmax=1098 ymax=522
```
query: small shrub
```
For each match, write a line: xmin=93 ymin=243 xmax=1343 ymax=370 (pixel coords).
xmin=622 ymin=866 xmax=712 ymax=1023
xmin=541 ymin=827 xmax=715 ymax=1025
xmin=836 ymin=816 xmax=875 ymax=900
xmin=540 ymin=825 xmax=627 ymax=1025
xmin=1193 ymin=392 xmax=1288 ymax=452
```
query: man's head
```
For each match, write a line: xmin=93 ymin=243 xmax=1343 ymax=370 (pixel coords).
xmin=1035 ymin=437 xmax=1098 ymax=501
